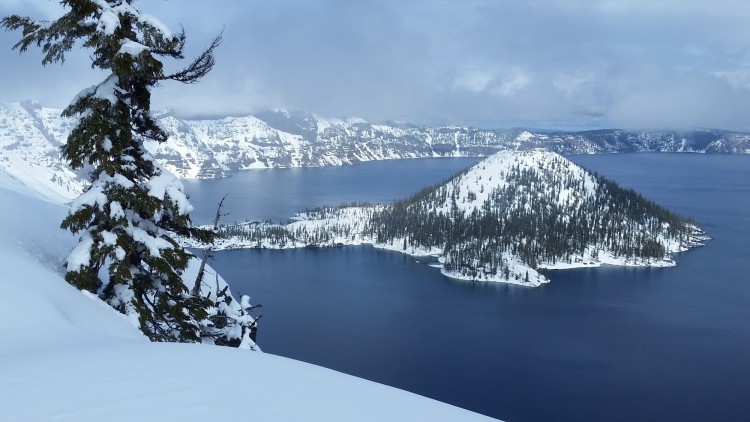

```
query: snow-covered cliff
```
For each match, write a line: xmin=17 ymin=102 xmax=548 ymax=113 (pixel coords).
xmin=2 ymin=101 xmax=749 ymax=203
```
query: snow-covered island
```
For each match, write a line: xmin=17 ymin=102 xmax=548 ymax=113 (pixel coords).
xmin=185 ymin=150 xmax=708 ymax=286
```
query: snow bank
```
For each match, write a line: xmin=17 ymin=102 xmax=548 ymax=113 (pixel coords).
xmin=0 ymin=169 xmax=495 ymax=421
xmin=0 ymin=176 xmax=145 ymax=355
xmin=0 ymin=341 xmax=495 ymax=422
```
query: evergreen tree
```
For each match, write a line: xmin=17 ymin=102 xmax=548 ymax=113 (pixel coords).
xmin=1 ymin=1 xmax=247 ymax=343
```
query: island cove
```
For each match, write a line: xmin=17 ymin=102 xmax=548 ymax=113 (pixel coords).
xmin=183 ymin=150 xmax=708 ymax=287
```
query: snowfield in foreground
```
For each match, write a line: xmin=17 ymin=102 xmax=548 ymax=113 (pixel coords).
xmin=0 ymin=169 xmax=496 ymax=421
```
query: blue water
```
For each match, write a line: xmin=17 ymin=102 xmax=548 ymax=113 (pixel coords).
xmin=182 ymin=157 xmax=482 ymax=224
xmin=185 ymin=154 xmax=750 ymax=422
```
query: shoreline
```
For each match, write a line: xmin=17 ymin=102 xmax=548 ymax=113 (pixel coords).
xmin=182 ymin=227 xmax=708 ymax=287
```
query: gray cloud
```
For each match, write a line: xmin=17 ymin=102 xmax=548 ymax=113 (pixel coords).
xmin=2 ymin=0 xmax=750 ymax=130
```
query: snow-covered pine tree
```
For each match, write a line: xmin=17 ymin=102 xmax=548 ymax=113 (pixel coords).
xmin=2 ymin=1 xmax=256 ymax=345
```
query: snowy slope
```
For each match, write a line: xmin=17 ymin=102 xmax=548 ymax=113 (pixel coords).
xmin=0 ymin=170 xmax=144 ymax=355
xmin=0 ymin=102 xmax=84 ymax=202
xmin=430 ymin=149 xmax=598 ymax=217
xmin=0 ymin=170 xmax=496 ymax=421
xmin=0 ymin=341 xmax=496 ymax=421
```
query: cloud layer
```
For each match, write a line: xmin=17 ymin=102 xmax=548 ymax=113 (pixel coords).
xmin=2 ymin=0 xmax=750 ymax=130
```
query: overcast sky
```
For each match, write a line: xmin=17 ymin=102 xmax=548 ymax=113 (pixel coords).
xmin=3 ymin=0 xmax=750 ymax=130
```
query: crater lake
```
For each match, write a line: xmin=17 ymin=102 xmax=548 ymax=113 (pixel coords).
xmin=183 ymin=154 xmax=750 ymax=422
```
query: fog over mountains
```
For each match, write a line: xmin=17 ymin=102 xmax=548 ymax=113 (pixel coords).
xmin=2 ymin=100 xmax=749 ymax=201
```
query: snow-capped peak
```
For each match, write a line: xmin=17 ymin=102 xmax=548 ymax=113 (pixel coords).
xmin=515 ymin=130 xmax=534 ymax=142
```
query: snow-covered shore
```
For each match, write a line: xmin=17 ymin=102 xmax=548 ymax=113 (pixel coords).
xmin=183 ymin=202 xmax=707 ymax=288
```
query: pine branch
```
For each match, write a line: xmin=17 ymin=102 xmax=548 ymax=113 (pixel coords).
xmin=162 ymin=30 xmax=222 ymax=84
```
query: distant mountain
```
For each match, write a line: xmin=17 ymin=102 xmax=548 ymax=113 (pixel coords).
xmin=197 ymin=150 xmax=707 ymax=286
xmin=2 ymin=100 xmax=749 ymax=200
xmin=0 ymin=102 xmax=83 ymax=202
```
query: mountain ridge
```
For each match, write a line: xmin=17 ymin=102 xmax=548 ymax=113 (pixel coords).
xmin=2 ymin=100 xmax=749 ymax=201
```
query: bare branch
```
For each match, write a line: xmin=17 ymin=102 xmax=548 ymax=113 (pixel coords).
xmin=191 ymin=194 xmax=228 ymax=296
xmin=162 ymin=30 xmax=222 ymax=84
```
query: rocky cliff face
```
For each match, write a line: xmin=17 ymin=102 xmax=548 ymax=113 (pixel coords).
xmin=2 ymin=101 xmax=749 ymax=200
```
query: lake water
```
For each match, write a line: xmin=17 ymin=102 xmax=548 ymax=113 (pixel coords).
xmin=183 ymin=157 xmax=482 ymax=224
xmin=185 ymin=154 xmax=750 ymax=422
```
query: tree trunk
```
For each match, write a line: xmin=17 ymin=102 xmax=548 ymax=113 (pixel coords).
xmin=192 ymin=194 xmax=227 ymax=296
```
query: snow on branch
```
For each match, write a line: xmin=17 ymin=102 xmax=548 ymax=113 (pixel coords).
xmin=138 ymin=13 xmax=173 ymax=39
xmin=118 ymin=40 xmax=149 ymax=56
xmin=146 ymin=169 xmax=193 ymax=216
xmin=96 ymin=9 xmax=119 ymax=36
xmin=71 ymin=74 xmax=122 ymax=107
xmin=66 ymin=232 xmax=95 ymax=271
